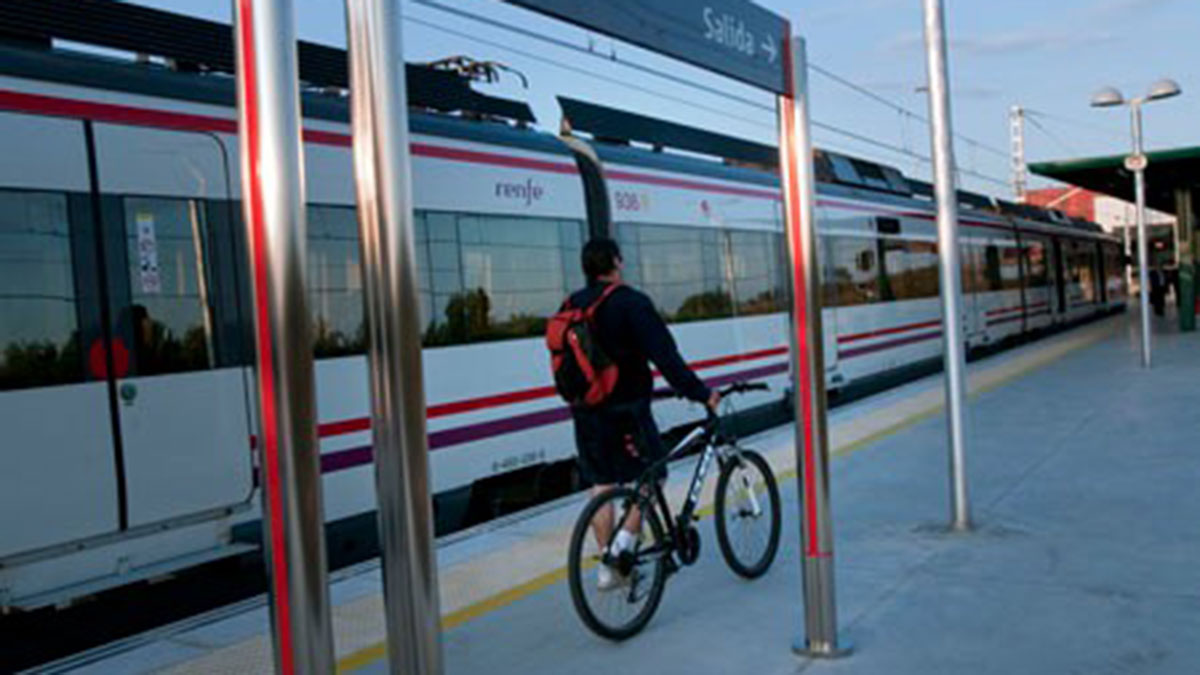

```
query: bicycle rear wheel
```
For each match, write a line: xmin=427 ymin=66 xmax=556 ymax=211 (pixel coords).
xmin=715 ymin=449 xmax=781 ymax=579
xmin=567 ymin=486 xmax=669 ymax=641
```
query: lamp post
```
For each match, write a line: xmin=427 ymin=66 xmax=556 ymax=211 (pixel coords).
xmin=1091 ymin=79 xmax=1182 ymax=369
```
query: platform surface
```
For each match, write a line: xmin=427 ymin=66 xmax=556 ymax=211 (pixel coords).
xmin=41 ymin=312 xmax=1200 ymax=674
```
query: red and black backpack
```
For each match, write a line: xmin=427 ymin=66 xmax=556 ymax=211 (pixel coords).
xmin=546 ymin=284 xmax=622 ymax=408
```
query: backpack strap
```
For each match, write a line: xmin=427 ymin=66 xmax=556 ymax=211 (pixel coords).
xmin=582 ymin=283 xmax=622 ymax=320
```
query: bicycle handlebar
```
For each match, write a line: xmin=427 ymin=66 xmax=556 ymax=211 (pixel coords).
xmin=717 ymin=381 xmax=769 ymax=397
xmin=653 ymin=380 xmax=769 ymax=402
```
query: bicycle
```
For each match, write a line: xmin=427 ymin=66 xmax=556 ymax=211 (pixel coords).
xmin=566 ymin=381 xmax=783 ymax=640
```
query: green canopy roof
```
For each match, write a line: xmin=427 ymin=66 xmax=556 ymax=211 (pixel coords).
xmin=1029 ymin=146 xmax=1200 ymax=213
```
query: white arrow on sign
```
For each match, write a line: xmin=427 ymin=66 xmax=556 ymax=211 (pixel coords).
xmin=761 ymin=35 xmax=777 ymax=64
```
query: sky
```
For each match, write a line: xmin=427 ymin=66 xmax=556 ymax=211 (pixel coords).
xmin=134 ymin=0 xmax=1198 ymax=197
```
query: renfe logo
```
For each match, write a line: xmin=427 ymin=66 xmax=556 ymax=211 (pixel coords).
xmin=495 ymin=178 xmax=544 ymax=205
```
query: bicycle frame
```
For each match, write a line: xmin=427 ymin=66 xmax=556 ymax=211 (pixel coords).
xmin=623 ymin=418 xmax=731 ymax=563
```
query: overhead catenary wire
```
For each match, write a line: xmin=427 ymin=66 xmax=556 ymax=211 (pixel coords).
xmin=408 ymin=0 xmax=1011 ymax=189
xmin=1024 ymin=108 xmax=1128 ymax=146
xmin=807 ymin=62 xmax=1009 ymax=160
xmin=404 ymin=16 xmax=773 ymax=132
xmin=419 ymin=0 xmax=1010 ymax=161
xmin=411 ymin=0 xmax=776 ymax=113
xmin=1025 ymin=113 xmax=1084 ymax=157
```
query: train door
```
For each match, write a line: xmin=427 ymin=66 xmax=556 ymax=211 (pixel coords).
xmin=0 ymin=113 xmax=121 ymax=558
xmin=959 ymin=241 xmax=982 ymax=344
xmin=1022 ymin=235 xmax=1053 ymax=331
xmin=1052 ymin=238 xmax=1067 ymax=321
xmin=814 ymin=223 xmax=838 ymax=377
xmin=93 ymin=124 xmax=254 ymax=528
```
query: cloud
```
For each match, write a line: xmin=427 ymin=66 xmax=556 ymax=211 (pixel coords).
xmin=883 ymin=27 xmax=1119 ymax=58
xmin=1089 ymin=0 xmax=1178 ymax=17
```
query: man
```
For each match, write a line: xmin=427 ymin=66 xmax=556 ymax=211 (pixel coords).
xmin=568 ymin=237 xmax=719 ymax=589
xmin=1149 ymin=259 xmax=1166 ymax=317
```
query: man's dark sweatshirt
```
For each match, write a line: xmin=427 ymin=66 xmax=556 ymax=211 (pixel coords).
xmin=568 ymin=282 xmax=711 ymax=405
xmin=567 ymin=281 xmax=710 ymax=484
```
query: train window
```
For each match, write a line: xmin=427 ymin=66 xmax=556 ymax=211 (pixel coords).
xmin=857 ymin=250 xmax=875 ymax=272
xmin=984 ymin=245 xmax=1003 ymax=291
xmin=822 ymin=235 xmax=879 ymax=307
xmin=122 ymin=198 xmax=214 ymax=375
xmin=876 ymin=217 xmax=901 ymax=235
xmin=1105 ymin=245 xmax=1125 ymax=298
xmin=726 ymin=229 xmax=785 ymax=315
xmin=1024 ymin=241 xmax=1049 ymax=288
xmin=1066 ymin=240 xmax=1098 ymax=304
xmin=959 ymin=245 xmax=981 ymax=293
xmin=0 ymin=190 xmax=82 ymax=390
xmin=617 ymin=223 xmax=732 ymax=322
xmin=421 ymin=211 xmax=584 ymax=345
xmin=307 ymin=205 xmax=365 ymax=357
xmin=999 ymin=245 xmax=1023 ymax=290
xmin=880 ymin=239 xmax=939 ymax=301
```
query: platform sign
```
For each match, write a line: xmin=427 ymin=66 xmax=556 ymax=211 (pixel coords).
xmin=1125 ymin=154 xmax=1148 ymax=172
xmin=503 ymin=0 xmax=789 ymax=94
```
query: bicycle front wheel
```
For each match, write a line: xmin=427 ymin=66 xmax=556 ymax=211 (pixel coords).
xmin=715 ymin=449 xmax=781 ymax=579
xmin=567 ymin=486 xmax=669 ymax=641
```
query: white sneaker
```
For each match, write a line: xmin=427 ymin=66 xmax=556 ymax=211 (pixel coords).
xmin=596 ymin=562 xmax=626 ymax=591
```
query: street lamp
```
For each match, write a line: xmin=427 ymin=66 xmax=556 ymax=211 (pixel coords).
xmin=1091 ymin=79 xmax=1182 ymax=368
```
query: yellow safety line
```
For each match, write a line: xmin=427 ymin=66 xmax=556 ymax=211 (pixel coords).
xmin=336 ymin=321 xmax=1112 ymax=672
xmin=336 ymin=566 xmax=573 ymax=671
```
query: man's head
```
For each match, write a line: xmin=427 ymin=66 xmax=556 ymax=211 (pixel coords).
xmin=582 ymin=237 xmax=623 ymax=282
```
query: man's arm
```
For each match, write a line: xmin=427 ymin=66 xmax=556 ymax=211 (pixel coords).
xmin=628 ymin=293 xmax=712 ymax=404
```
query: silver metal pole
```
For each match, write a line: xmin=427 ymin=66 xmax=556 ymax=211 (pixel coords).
xmin=1131 ymin=101 xmax=1152 ymax=368
xmin=780 ymin=36 xmax=849 ymax=659
xmin=345 ymin=1 xmax=443 ymax=673
xmin=921 ymin=0 xmax=972 ymax=532
xmin=232 ymin=0 xmax=334 ymax=672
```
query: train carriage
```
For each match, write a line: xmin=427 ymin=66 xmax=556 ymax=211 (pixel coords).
xmin=0 ymin=18 xmax=1122 ymax=611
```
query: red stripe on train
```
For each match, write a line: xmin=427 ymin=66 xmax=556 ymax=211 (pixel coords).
xmin=837 ymin=319 xmax=942 ymax=344
xmin=985 ymin=300 xmax=1049 ymax=317
xmin=315 ymin=345 xmax=791 ymax=439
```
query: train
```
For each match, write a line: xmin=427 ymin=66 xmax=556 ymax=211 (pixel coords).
xmin=0 ymin=6 xmax=1123 ymax=612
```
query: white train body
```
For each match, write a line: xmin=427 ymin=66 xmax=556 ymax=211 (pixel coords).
xmin=0 ymin=46 xmax=1123 ymax=610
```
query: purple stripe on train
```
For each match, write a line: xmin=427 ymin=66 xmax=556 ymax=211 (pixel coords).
xmin=837 ymin=330 xmax=942 ymax=360
xmin=318 ymin=361 xmax=790 ymax=474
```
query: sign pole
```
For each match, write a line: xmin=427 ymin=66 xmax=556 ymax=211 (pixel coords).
xmin=921 ymin=0 xmax=972 ymax=531
xmin=1130 ymin=103 xmax=1153 ymax=368
xmin=345 ymin=0 xmax=444 ymax=672
xmin=231 ymin=0 xmax=335 ymax=672
xmin=780 ymin=35 xmax=849 ymax=659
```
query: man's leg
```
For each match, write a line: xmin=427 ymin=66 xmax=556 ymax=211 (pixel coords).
xmin=590 ymin=484 xmax=614 ymax=551
xmin=591 ymin=484 xmax=642 ymax=552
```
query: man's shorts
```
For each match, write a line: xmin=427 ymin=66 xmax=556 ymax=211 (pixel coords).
xmin=571 ymin=398 xmax=667 ymax=486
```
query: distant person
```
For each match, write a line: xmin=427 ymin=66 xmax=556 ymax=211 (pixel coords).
xmin=548 ymin=237 xmax=719 ymax=591
xmin=1149 ymin=261 xmax=1166 ymax=317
